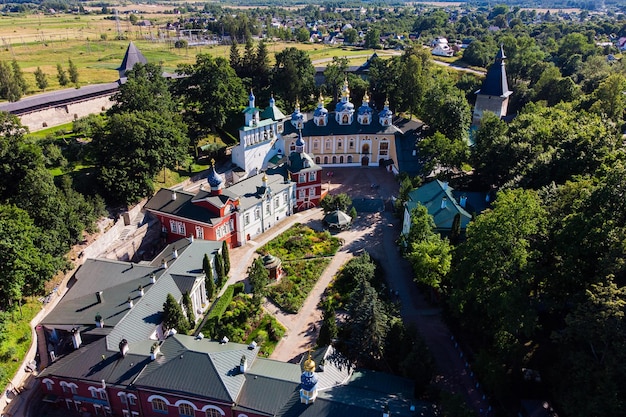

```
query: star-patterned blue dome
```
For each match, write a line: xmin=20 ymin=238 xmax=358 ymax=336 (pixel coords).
xmin=300 ymin=371 xmax=318 ymax=391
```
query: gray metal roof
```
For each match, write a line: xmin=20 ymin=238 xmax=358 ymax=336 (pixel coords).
xmin=235 ymin=375 xmax=299 ymax=415
xmin=39 ymin=337 xmax=150 ymax=387
xmin=41 ymin=259 xmax=161 ymax=329
xmin=135 ymin=335 xmax=259 ymax=402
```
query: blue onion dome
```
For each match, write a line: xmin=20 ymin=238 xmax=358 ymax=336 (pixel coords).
xmin=296 ymin=130 xmax=305 ymax=148
xmin=313 ymin=93 xmax=328 ymax=117
xmin=291 ymin=101 xmax=304 ymax=122
xmin=301 ymin=371 xmax=318 ymax=391
xmin=379 ymin=97 xmax=393 ymax=118
xmin=358 ymin=91 xmax=373 ymax=115
xmin=207 ymin=159 xmax=224 ymax=187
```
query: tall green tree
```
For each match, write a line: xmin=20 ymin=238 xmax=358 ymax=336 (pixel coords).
xmin=0 ymin=61 xmax=22 ymax=101
xmin=11 ymin=60 xmax=27 ymax=94
xmin=34 ymin=67 xmax=48 ymax=91
xmin=248 ymin=256 xmax=269 ymax=302
xmin=215 ymin=250 xmax=226 ymax=287
xmin=93 ymin=111 xmax=188 ymax=204
xmin=56 ymin=63 xmax=69 ymax=86
xmin=221 ymin=240 xmax=230 ymax=275
xmin=182 ymin=291 xmax=195 ymax=328
xmin=68 ymin=58 xmax=79 ymax=85
xmin=109 ymin=63 xmax=176 ymax=115
xmin=203 ymin=253 xmax=215 ymax=299
xmin=272 ymin=47 xmax=316 ymax=108
xmin=175 ymin=54 xmax=245 ymax=131
xmin=323 ymin=56 xmax=348 ymax=104
xmin=162 ymin=293 xmax=189 ymax=334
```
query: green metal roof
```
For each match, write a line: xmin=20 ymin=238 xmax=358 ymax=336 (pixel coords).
xmin=406 ymin=179 xmax=472 ymax=231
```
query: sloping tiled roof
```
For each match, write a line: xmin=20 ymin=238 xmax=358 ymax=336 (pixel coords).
xmin=118 ymin=42 xmax=148 ymax=77
xmin=406 ymin=179 xmax=472 ymax=231
xmin=476 ymin=45 xmax=511 ymax=98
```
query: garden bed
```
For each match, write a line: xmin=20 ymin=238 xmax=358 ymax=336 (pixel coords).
xmin=257 ymin=224 xmax=340 ymax=313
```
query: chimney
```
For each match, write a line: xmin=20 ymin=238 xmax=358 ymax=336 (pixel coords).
xmin=127 ymin=296 xmax=134 ymax=309
xmin=240 ymin=355 xmax=247 ymax=373
xmin=161 ymin=259 xmax=168 ymax=269
xmin=441 ymin=197 xmax=448 ymax=209
xmin=442 ymin=181 xmax=448 ymax=190
xmin=119 ymin=339 xmax=129 ymax=357
xmin=171 ymin=191 xmax=177 ymax=201
xmin=172 ymin=247 xmax=178 ymax=259
xmin=95 ymin=313 xmax=104 ymax=328
xmin=460 ymin=195 xmax=467 ymax=208
xmin=96 ymin=291 xmax=103 ymax=304
xmin=138 ymin=285 xmax=144 ymax=297
xmin=150 ymin=273 xmax=156 ymax=284
xmin=71 ymin=327 xmax=82 ymax=349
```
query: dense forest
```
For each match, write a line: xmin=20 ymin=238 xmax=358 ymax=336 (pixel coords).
xmin=1 ymin=2 xmax=626 ymax=416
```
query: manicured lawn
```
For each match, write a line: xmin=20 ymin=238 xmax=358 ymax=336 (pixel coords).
xmin=258 ymin=223 xmax=340 ymax=313
xmin=0 ymin=299 xmax=41 ymax=383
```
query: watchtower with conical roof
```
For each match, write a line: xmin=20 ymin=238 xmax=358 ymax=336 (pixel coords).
xmin=472 ymin=45 xmax=512 ymax=126
xmin=118 ymin=42 xmax=148 ymax=79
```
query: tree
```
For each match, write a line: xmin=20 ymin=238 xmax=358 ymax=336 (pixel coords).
xmin=221 ymin=240 xmax=230 ymax=275
xmin=364 ymin=28 xmax=381 ymax=49
xmin=34 ymin=67 xmax=48 ymax=91
xmin=92 ymin=111 xmax=188 ymax=204
xmin=296 ymin=27 xmax=310 ymax=43
xmin=317 ymin=301 xmax=338 ymax=346
xmin=203 ymin=253 xmax=215 ymax=299
xmin=0 ymin=204 xmax=59 ymax=309
xmin=418 ymin=131 xmax=469 ymax=176
xmin=0 ymin=61 xmax=22 ymax=101
xmin=162 ymin=293 xmax=189 ymax=334
xmin=56 ymin=63 xmax=69 ymax=86
xmin=109 ymin=63 xmax=176 ymax=115
xmin=448 ymin=189 xmax=546 ymax=346
xmin=320 ymin=193 xmax=352 ymax=214
xmin=215 ymin=250 xmax=226 ymax=287
xmin=174 ymin=54 xmax=245 ymax=131
xmin=343 ymin=28 xmax=358 ymax=44
xmin=182 ymin=291 xmax=195 ymax=328
xmin=11 ymin=60 xmax=27 ymax=94
xmin=68 ymin=58 xmax=79 ymax=85
xmin=229 ymin=40 xmax=241 ymax=74
xmin=323 ymin=56 xmax=348 ymax=104
xmin=590 ymin=73 xmax=626 ymax=122
xmin=248 ymin=256 xmax=269 ymax=300
xmin=551 ymin=280 xmax=626 ymax=417
xmin=450 ymin=213 xmax=461 ymax=245
xmin=272 ymin=47 xmax=316 ymax=108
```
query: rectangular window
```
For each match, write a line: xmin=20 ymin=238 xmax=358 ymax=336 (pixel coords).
xmin=265 ymin=203 xmax=270 ymax=214
xmin=120 ymin=395 xmax=127 ymax=405
xmin=94 ymin=404 xmax=103 ymax=416
xmin=274 ymin=197 xmax=279 ymax=208
xmin=309 ymin=188 xmax=316 ymax=196
xmin=313 ymin=141 xmax=319 ymax=150
xmin=195 ymin=226 xmax=204 ymax=239
xmin=299 ymin=173 xmax=306 ymax=183
xmin=91 ymin=390 xmax=98 ymax=399
xmin=308 ymin=172 xmax=316 ymax=181
xmin=216 ymin=227 xmax=222 ymax=239
xmin=299 ymin=190 xmax=305 ymax=198
xmin=254 ymin=208 xmax=260 ymax=220
xmin=380 ymin=141 xmax=389 ymax=156
xmin=245 ymin=214 xmax=250 ymax=225
xmin=283 ymin=192 xmax=288 ymax=205
xmin=338 ymin=141 xmax=342 ymax=148
xmin=325 ymin=141 xmax=331 ymax=150
xmin=128 ymin=396 xmax=136 ymax=406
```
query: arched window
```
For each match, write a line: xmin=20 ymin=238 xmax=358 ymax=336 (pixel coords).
xmin=332 ymin=156 xmax=337 ymax=164
xmin=347 ymin=155 xmax=353 ymax=163
xmin=362 ymin=144 xmax=370 ymax=155
xmin=179 ymin=403 xmax=194 ymax=417
xmin=152 ymin=399 xmax=168 ymax=413
xmin=339 ymin=156 xmax=344 ymax=164
xmin=206 ymin=409 xmax=222 ymax=417
xmin=42 ymin=378 xmax=54 ymax=391
xmin=315 ymin=157 xmax=320 ymax=164
xmin=324 ymin=156 xmax=328 ymax=164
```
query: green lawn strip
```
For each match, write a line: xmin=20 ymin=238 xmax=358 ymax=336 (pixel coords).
xmin=0 ymin=299 xmax=41 ymax=384
xmin=267 ymin=258 xmax=332 ymax=314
